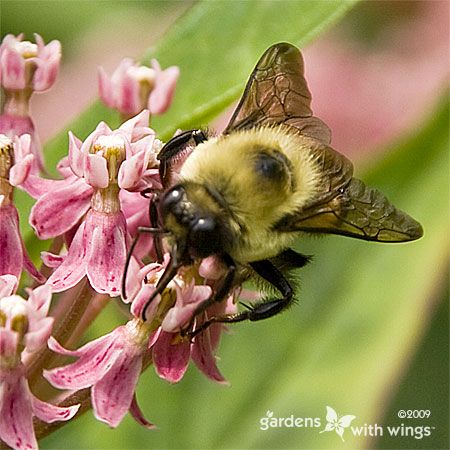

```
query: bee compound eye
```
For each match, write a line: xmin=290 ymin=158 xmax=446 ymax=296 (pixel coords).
xmin=161 ymin=186 xmax=184 ymax=213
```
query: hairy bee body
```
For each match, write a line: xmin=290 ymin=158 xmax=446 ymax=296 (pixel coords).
xmin=179 ymin=126 xmax=322 ymax=263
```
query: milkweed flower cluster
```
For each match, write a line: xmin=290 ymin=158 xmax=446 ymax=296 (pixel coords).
xmin=0 ymin=33 xmax=241 ymax=450
xmin=0 ymin=275 xmax=79 ymax=450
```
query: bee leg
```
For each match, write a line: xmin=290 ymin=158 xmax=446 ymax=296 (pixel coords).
xmin=137 ymin=187 xmax=164 ymax=263
xmin=141 ymin=246 xmax=183 ymax=321
xmin=189 ymin=259 xmax=292 ymax=337
xmin=149 ymin=193 xmax=164 ymax=263
xmin=121 ymin=225 xmax=166 ymax=300
xmin=158 ymin=129 xmax=207 ymax=185
xmin=246 ymin=259 xmax=293 ymax=319
xmin=158 ymin=129 xmax=207 ymax=161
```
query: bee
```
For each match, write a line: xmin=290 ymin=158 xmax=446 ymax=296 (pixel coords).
xmin=128 ymin=42 xmax=423 ymax=333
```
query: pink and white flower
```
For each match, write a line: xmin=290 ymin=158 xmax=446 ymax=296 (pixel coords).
xmin=44 ymin=258 xmax=235 ymax=429
xmin=0 ymin=275 xmax=79 ymax=450
xmin=0 ymin=34 xmax=61 ymax=171
xmin=0 ymin=33 xmax=61 ymax=92
xmin=44 ymin=321 xmax=154 ymax=429
xmin=0 ymin=134 xmax=43 ymax=281
xmin=27 ymin=111 xmax=159 ymax=295
xmin=131 ymin=260 xmax=235 ymax=384
xmin=98 ymin=58 xmax=179 ymax=117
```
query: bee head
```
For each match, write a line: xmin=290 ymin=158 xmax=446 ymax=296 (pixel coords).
xmin=159 ymin=184 xmax=229 ymax=259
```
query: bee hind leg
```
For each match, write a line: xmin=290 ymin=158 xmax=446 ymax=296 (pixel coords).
xmin=188 ymin=259 xmax=293 ymax=338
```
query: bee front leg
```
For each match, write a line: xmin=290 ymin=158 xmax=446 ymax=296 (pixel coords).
xmin=158 ymin=129 xmax=207 ymax=187
xmin=189 ymin=259 xmax=293 ymax=338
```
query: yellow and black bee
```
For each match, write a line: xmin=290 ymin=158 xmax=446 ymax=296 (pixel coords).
xmin=132 ymin=43 xmax=423 ymax=331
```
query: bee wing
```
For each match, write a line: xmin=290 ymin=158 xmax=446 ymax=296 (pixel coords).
xmin=224 ymin=42 xmax=331 ymax=144
xmin=277 ymin=178 xmax=423 ymax=242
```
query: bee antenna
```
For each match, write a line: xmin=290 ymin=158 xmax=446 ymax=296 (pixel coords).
xmin=121 ymin=226 xmax=167 ymax=301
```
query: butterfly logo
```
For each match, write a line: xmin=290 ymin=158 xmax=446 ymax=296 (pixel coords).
xmin=319 ymin=406 xmax=356 ymax=442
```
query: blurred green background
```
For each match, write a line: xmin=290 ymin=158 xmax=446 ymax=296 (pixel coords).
xmin=1 ymin=1 xmax=448 ymax=449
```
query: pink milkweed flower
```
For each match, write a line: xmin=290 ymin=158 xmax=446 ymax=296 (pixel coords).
xmin=0 ymin=275 xmax=79 ymax=450
xmin=0 ymin=34 xmax=61 ymax=171
xmin=0 ymin=134 xmax=43 ymax=281
xmin=28 ymin=111 xmax=158 ymax=296
xmin=98 ymin=58 xmax=179 ymax=118
xmin=130 ymin=259 xmax=235 ymax=384
xmin=0 ymin=33 xmax=61 ymax=93
xmin=43 ymin=320 xmax=156 ymax=430
xmin=45 ymin=258 xmax=235 ymax=429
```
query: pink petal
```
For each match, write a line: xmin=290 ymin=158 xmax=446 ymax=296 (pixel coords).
xmin=9 ymin=154 xmax=33 ymax=186
xmin=44 ymin=332 xmax=121 ymax=389
xmin=13 ymin=133 xmax=32 ymax=159
xmin=119 ymin=110 xmax=150 ymax=138
xmin=0 ymin=46 xmax=26 ymax=90
xmin=98 ymin=66 xmax=114 ymax=107
xmin=31 ymin=395 xmax=79 ymax=423
xmin=56 ymin=156 xmax=73 ymax=178
xmin=32 ymin=39 xmax=61 ymax=91
xmin=117 ymin=71 xmax=140 ymax=115
xmin=47 ymin=335 xmax=81 ymax=357
xmin=21 ymin=247 xmax=45 ymax=283
xmin=45 ymin=221 xmax=87 ymax=292
xmin=129 ymin=395 xmax=156 ymax=429
xmin=28 ymin=284 xmax=52 ymax=317
xmin=0 ymin=367 xmax=37 ymax=450
xmin=0 ymin=273 xmax=18 ymax=297
xmin=205 ymin=300 xmax=232 ymax=351
xmin=25 ymin=317 xmax=53 ymax=352
xmin=85 ymin=211 xmax=127 ymax=296
xmin=161 ymin=284 xmax=212 ymax=332
xmin=152 ymin=331 xmax=190 ymax=383
xmin=29 ymin=178 xmax=92 ymax=239
xmin=130 ymin=284 xmax=159 ymax=318
xmin=91 ymin=347 xmax=143 ymax=428
xmin=191 ymin=325 xmax=229 ymax=385
xmin=85 ymin=153 xmax=108 ymax=188
xmin=20 ymin=173 xmax=69 ymax=200
xmin=0 ymin=328 xmax=19 ymax=358
xmin=118 ymin=150 xmax=148 ymax=189
xmin=40 ymin=251 xmax=64 ymax=268
xmin=68 ymin=131 xmax=84 ymax=177
xmin=0 ymin=204 xmax=23 ymax=278
xmin=79 ymin=121 xmax=112 ymax=156
xmin=161 ymin=303 xmax=198 ymax=332
xmin=148 ymin=65 xmax=179 ymax=115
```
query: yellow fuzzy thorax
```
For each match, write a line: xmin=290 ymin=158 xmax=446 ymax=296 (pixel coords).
xmin=179 ymin=126 xmax=324 ymax=262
